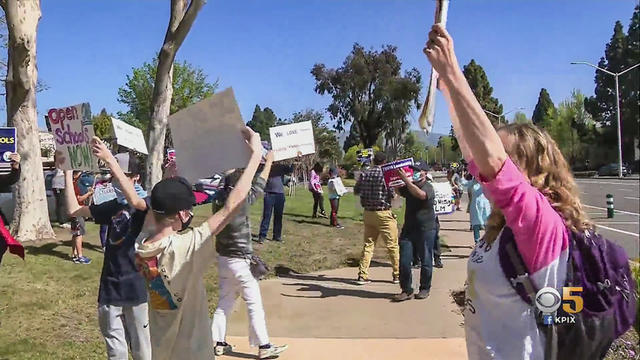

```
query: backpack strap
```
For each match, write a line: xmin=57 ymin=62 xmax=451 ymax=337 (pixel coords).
xmin=499 ymin=227 xmax=559 ymax=360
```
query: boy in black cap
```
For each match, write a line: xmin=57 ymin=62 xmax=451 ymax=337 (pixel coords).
xmin=63 ymin=138 xmax=151 ymax=359
xmin=393 ymin=161 xmax=437 ymax=302
xmin=135 ymin=127 xmax=263 ymax=360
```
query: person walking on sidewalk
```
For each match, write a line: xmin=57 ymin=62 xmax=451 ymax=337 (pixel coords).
xmin=327 ymin=167 xmax=347 ymax=229
xmin=460 ymin=173 xmax=491 ymax=243
xmin=309 ymin=162 xmax=328 ymax=219
xmin=210 ymin=151 xmax=288 ymax=360
xmin=425 ymin=25 xmax=594 ymax=359
xmin=258 ymin=162 xmax=294 ymax=243
xmin=393 ymin=161 xmax=437 ymax=301
xmin=353 ymin=152 xmax=399 ymax=285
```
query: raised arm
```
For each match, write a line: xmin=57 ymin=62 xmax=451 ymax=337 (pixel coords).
xmin=207 ymin=127 xmax=263 ymax=234
xmin=64 ymin=171 xmax=91 ymax=218
xmin=439 ymin=81 xmax=473 ymax=162
xmin=91 ymin=137 xmax=147 ymax=211
xmin=397 ymin=169 xmax=427 ymax=200
xmin=424 ymin=24 xmax=507 ymax=180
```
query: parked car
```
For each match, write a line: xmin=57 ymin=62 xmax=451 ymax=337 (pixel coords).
xmin=598 ymin=163 xmax=631 ymax=177
xmin=0 ymin=171 xmax=60 ymax=223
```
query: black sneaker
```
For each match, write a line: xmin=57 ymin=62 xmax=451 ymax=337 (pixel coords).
xmin=214 ymin=342 xmax=233 ymax=356
xmin=434 ymin=258 xmax=444 ymax=268
xmin=415 ymin=290 xmax=430 ymax=300
xmin=392 ymin=292 xmax=412 ymax=302
xmin=256 ymin=237 xmax=266 ymax=244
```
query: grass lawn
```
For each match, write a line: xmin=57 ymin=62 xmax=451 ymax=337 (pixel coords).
xmin=0 ymin=186 xmax=424 ymax=359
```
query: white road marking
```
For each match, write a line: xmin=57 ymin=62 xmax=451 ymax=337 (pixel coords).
xmin=624 ymin=196 xmax=639 ymax=200
xmin=583 ymin=204 xmax=639 ymax=217
xmin=576 ymin=180 xmax=639 ymax=186
xmin=597 ymin=222 xmax=639 ymax=225
xmin=595 ymin=224 xmax=639 ymax=237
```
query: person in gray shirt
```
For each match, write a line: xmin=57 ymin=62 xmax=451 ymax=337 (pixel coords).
xmin=210 ymin=151 xmax=288 ymax=359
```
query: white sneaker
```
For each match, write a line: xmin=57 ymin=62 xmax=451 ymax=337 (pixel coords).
xmin=60 ymin=223 xmax=71 ymax=229
xmin=214 ymin=342 xmax=233 ymax=356
xmin=259 ymin=344 xmax=288 ymax=359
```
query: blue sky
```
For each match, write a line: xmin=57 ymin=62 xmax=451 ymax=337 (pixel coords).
xmin=22 ymin=0 xmax=638 ymax=137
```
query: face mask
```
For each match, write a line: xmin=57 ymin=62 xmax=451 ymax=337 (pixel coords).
xmin=413 ymin=173 xmax=423 ymax=182
xmin=180 ymin=211 xmax=194 ymax=232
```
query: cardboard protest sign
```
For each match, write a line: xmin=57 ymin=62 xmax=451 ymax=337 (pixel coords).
xmin=357 ymin=148 xmax=374 ymax=164
xmin=168 ymin=88 xmax=251 ymax=183
xmin=111 ymin=117 xmax=148 ymax=155
xmin=381 ymin=158 xmax=414 ymax=188
xmin=0 ymin=128 xmax=17 ymax=163
xmin=48 ymin=103 xmax=98 ymax=171
xmin=93 ymin=182 xmax=117 ymax=205
xmin=166 ymin=149 xmax=176 ymax=162
xmin=269 ymin=121 xmax=315 ymax=161
xmin=431 ymin=181 xmax=455 ymax=215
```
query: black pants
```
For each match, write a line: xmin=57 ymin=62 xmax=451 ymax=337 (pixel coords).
xmin=330 ymin=198 xmax=340 ymax=226
xmin=53 ymin=188 xmax=67 ymax=225
xmin=312 ymin=191 xmax=325 ymax=216
xmin=434 ymin=217 xmax=441 ymax=259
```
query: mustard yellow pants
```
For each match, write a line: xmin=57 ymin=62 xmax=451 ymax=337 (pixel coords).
xmin=358 ymin=210 xmax=399 ymax=280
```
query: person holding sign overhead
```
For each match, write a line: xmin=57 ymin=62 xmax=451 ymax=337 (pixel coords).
xmin=393 ymin=161 xmax=437 ymax=302
xmin=257 ymin=161 xmax=294 ymax=243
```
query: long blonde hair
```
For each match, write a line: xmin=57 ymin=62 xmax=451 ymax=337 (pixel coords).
xmin=484 ymin=123 xmax=593 ymax=244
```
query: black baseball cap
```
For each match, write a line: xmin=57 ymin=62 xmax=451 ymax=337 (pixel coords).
xmin=411 ymin=161 xmax=430 ymax=172
xmin=151 ymin=177 xmax=195 ymax=215
xmin=115 ymin=153 xmax=141 ymax=175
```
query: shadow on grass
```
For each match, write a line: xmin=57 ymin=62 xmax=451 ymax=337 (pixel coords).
xmin=275 ymin=265 xmax=390 ymax=285
xmin=281 ymin=282 xmax=395 ymax=300
xmin=24 ymin=240 xmax=102 ymax=261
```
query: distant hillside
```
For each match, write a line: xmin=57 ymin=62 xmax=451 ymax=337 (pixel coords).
xmin=336 ymin=129 xmax=447 ymax=150
xmin=411 ymin=130 xmax=447 ymax=147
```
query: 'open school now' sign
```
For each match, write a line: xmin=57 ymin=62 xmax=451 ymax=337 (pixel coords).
xmin=0 ymin=127 xmax=17 ymax=163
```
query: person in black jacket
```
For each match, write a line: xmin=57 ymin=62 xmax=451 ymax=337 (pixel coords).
xmin=0 ymin=153 xmax=23 ymax=264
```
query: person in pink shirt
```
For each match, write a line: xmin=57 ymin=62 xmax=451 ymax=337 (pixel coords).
xmin=424 ymin=25 xmax=593 ymax=360
xmin=309 ymin=162 xmax=328 ymax=219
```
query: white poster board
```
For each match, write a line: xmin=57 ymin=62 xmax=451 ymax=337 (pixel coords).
xmin=47 ymin=103 xmax=99 ymax=171
xmin=269 ymin=121 xmax=316 ymax=161
xmin=111 ymin=117 xmax=148 ymax=154
xmin=168 ymin=88 xmax=251 ymax=183
xmin=431 ymin=181 xmax=455 ymax=215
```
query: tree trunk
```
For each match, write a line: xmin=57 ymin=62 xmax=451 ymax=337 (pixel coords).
xmin=2 ymin=0 xmax=55 ymax=241
xmin=146 ymin=0 xmax=205 ymax=189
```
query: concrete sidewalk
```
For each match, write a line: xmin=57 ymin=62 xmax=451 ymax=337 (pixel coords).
xmin=219 ymin=208 xmax=475 ymax=359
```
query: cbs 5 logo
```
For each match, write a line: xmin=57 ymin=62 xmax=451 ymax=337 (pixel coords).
xmin=535 ymin=287 xmax=583 ymax=314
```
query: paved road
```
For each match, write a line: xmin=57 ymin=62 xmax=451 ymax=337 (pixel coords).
xmin=576 ymin=178 xmax=639 ymax=258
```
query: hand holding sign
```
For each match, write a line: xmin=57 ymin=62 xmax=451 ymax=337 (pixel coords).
xmin=8 ymin=153 xmax=20 ymax=169
xmin=91 ymin=137 xmax=113 ymax=163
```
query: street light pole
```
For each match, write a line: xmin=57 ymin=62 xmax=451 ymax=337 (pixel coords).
xmin=571 ymin=61 xmax=640 ymax=178
xmin=483 ymin=107 xmax=527 ymax=125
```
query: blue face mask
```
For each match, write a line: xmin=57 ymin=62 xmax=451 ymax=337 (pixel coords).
xmin=413 ymin=172 xmax=423 ymax=182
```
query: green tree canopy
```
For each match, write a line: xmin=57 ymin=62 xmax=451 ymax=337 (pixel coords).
xmin=92 ymin=108 xmax=113 ymax=139
xmin=311 ymin=43 xmax=422 ymax=148
xmin=585 ymin=7 xmax=640 ymax=163
xmin=342 ymin=123 xmax=360 ymax=153
xmin=512 ymin=111 xmax=530 ymax=124
xmin=532 ymin=88 xmax=556 ymax=129
xmin=462 ymin=59 xmax=503 ymax=126
xmin=117 ymin=58 xmax=218 ymax=135
xmin=246 ymin=105 xmax=279 ymax=140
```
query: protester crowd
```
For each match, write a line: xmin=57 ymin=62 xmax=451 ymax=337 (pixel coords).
xmin=0 ymin=24 xmax=636 ymax=360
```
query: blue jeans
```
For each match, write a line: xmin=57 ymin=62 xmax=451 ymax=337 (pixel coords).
xmin=259 ymin=192 xmax=285 ymax=240
xmin=399 ymin=228 xmax=436 ymax=294
xmin=472 ymin=224 xmax=482 ymax=244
